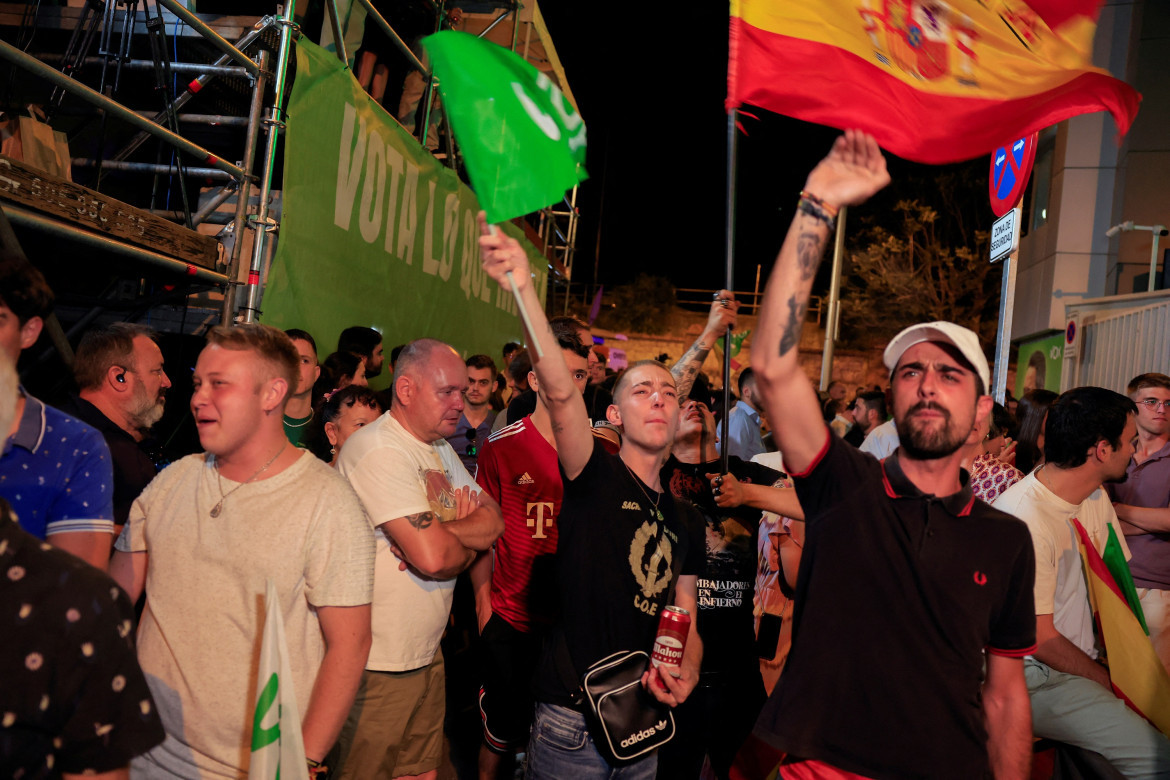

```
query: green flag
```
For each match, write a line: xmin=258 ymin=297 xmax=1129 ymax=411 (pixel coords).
xmin=422 ymin=30 xmax=587 ymax=223
xmin=1102 ymin=523 xmax=1149 ymax=635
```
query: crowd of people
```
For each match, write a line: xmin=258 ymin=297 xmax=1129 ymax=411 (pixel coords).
xmin=3 ymin=131 xmax=1170 ymax=780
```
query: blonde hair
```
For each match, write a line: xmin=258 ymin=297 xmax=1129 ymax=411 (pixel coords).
xmin=205 ymin=324 xmax=298 ymax=398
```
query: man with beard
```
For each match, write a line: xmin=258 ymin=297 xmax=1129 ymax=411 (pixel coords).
xmin=658 ymin=390 xmax=802 ymax=780
xmin=1108 ymin=373 xmax=1170 ymax=675
xmin=994 ymin=387 xmax=1170 ymax=777
xmin=62 ymin=323 xmax=171 ymax=533
xmin=742 ymin=131 xmax=1037 ymax=780
xmin=283 ymin=328 xmax=321 ymax=447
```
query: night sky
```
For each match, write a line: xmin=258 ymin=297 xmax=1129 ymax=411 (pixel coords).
xmin=538 ymin=5 xmax=991 ymax=296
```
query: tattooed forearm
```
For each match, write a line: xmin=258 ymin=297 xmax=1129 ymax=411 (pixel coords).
xmin=777 ymin=297 xmax=808 ymax=357
xmin=796 ymin=229 xmax=829 ymax=281
xmin=405 ymin=511 xmax=435 ymax=531
xmin=671 ymin=338 xmax=712 ymax=398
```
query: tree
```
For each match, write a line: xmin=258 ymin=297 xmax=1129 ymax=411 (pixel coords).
xmin=838 ymin=162 xmax=999 ymax=349
xmin=596 ymin=273 xmax=677 ymax=335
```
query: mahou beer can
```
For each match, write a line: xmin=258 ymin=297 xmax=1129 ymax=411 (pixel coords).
xmin=650 ymin=606 xmax=690 ymax=668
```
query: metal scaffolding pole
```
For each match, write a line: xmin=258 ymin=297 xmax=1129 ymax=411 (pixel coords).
xmin=222 ymin=48 xmax=271 ymax=323
xmin=133 ymin=111 xmax=250 ymax=127
xmin=352 ymin=0 xmax=427 ymax=73
xmin=720 ymin=109 xmax=738 ymax=474
xmin=240 ymin=4 xmax=297 ymax=323
xmin=71 ymin=158 xmax=234 ymax=179
xmin=324 ymin=0 xmax=350 ymax=65
xmin=111 ymin=17 xmax=276 ymax=164
xmin=40 ymin=56 xmax=250 ymax=78
xmin=0 ymin=39 xmax=246 ymax=180
xmin=819 ymin=207 xmax=847 ymax=391
xmin=152 ymin=0 xmax=261 ymax=76
xmin=4 ymin=204 xmax=229 ymax=285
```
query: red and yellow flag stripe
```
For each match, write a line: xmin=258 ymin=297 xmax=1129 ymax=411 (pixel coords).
xmin=728 ymin=0 xmax=1140 ymax=163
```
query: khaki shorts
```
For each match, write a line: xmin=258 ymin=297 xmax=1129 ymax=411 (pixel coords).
xmin=335 ymin=651 xmax=446 ymax=779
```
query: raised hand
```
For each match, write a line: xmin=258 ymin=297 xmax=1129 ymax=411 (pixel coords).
xmin=705 ymin=291 xmax=739 ymax=336
xmin=477 ymin=211 xmax=531 ymax=293
xmin=802 ymin=129 xmax=890 ymax=209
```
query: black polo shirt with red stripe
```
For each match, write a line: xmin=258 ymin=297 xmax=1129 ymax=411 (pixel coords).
xmin=753 ymin=432 xmax=1036 ymax=780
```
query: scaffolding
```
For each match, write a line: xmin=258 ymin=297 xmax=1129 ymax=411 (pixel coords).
xmin=0 ymin=0 xmax=579 ymax=328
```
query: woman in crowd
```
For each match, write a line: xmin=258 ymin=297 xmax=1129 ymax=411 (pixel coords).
xmin=310 ymin=385 xmax=382 ymax=466
xmin=1014 ymin=388 xmax=1058 ymax=475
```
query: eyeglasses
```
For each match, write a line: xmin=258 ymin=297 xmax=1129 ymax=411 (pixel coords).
xmin=1138 ymin=399 xmax=1170 ymax=411
xmin=466 ymin=426 xmax=478 ymax=458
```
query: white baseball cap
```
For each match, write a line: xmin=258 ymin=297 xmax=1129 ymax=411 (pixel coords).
xmin=883 ymin=322 xmax=991 ymax=393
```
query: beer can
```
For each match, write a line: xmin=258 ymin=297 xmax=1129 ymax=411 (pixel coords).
xmin=650 ymin=605 xmax=690 ymax=669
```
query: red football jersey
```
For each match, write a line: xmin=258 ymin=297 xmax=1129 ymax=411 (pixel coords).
xmin=476 ymin=416 xmax=562 ymax=632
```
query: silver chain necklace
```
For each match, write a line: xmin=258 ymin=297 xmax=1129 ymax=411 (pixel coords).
xmin=209 ymin=443 xmax=287 ymax=517
xmin=622 ymin=458 xmax=664 ymax=523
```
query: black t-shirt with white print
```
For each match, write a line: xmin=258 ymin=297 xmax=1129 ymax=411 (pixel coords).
xmin=533 ymin=440 xmax=705 ymax=707
xmin=661 ymin=454 xmax=783 ymax=673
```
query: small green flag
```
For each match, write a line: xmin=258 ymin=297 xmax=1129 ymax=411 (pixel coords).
xmin=422 ymin=31 xmax=588 ymax=224
xmin=717 ymin=329 xmax=751 ymax=359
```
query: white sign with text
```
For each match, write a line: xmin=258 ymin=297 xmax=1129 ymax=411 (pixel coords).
xmin=990 ymin=208 xmax=1020 ymax=263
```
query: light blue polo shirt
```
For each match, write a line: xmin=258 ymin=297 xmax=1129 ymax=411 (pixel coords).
xmin=0 ymin=389 xmax=114 ymax=539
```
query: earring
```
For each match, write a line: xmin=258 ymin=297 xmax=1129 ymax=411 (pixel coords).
xmin=330 ymin=446 xmax=337 ymax=455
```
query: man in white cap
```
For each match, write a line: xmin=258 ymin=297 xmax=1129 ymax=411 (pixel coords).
xmin=741 ymin=130 xmax=1037 ymax=780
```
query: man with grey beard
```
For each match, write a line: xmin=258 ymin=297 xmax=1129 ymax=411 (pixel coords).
xmin=60 ymin=322 xmax=171 ymax=529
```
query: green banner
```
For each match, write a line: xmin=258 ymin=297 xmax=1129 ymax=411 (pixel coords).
xmin=1015 ymin=332 xmax=1064 ymax=397
xmin=262 ymin=39 xmax=546 ymax=366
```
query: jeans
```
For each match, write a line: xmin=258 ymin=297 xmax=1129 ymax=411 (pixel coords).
xmin=1025 ymin=657 xmax=1170 ymax=779
xmin=525 ymin=702 xmax=658 ymax=780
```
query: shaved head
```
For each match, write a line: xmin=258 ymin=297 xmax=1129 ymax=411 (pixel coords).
xmin=394 ymin=338 xmax=461 ymax=381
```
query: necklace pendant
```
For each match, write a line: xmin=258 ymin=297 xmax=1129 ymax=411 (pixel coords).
xmin=210 ymin=501 xmax=223 ymax=518
xmin=654 ymin=508 xmax=664 ymax=523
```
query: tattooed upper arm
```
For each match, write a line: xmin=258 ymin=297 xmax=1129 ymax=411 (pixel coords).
xmin=405 ymin=511 xmax=435 ymax=531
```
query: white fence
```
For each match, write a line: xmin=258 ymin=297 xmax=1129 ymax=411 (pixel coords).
xmin=1063 ymin=290 xmax=1170 ymax=392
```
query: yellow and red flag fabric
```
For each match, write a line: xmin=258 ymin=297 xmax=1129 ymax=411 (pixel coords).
xmin=1072 ymin=519 xmax=1170 ymax=737
xmin=728 ymin=0 xmax=1140 ymax=164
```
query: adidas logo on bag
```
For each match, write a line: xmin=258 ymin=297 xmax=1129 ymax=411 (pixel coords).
xmin=517 ymin=473 xmax=534 ymax=485
xmin=619 ymin=721 xmax=668 ymax=748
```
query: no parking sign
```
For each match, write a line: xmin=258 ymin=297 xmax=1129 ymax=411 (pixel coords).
xmin=989 ymin=134 xmax=1038 ymax=217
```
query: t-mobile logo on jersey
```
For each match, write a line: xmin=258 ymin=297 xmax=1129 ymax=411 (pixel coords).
xmin=526 ymin=502 xmax=554 ymax=539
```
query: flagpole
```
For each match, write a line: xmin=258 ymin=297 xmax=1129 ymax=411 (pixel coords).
xmin=721 ymin=108 xmax=738 ymax=475
xmin=488 ymin=223 xmax=545 ymax=360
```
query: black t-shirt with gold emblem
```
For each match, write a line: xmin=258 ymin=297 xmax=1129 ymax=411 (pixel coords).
xmin=533 ymin=441 xmax=704 ymax=707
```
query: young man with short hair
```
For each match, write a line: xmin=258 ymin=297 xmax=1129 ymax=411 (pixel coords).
xmin=110 ymin=324 xmax=375 ymax=777
xmin=447 ymin=353 xmax=498 ymax=473
xmin=470 ymin=322 xmax=591 ymax=780
xmin=0 ymin=254 xmax=114 ymax=570
xmin=843 ymin=389 xmax=885 ymax=448
xmin=283 ymin=328 xmax=321 ymax=447
xmin=726 ymin=368 xmax=765 ymax=461
xmin=745 ymin=131 xmax=1036 ymax=780
xmin=479 ymin=214 xmax=705 ymax=779
xmin=996 ymin=386 xmax=1170 ymax=777
xmin=1109 ymin=372 xmax=1170 ymax=674
xmin=338 ymin=325 xmax=384 ymax=379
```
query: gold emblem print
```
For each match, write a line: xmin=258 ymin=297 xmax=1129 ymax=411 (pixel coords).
xmin=628 ymin=520 xmax=673 ymax=598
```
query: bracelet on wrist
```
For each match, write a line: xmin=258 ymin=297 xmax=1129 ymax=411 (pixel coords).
xmin=799 ymin=190 xmax=839 ymax=219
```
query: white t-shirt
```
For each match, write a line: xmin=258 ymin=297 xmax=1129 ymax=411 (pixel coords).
xmin=115 ymin=451 xmax=375 ymax=778
xmin=339 ymin=412 xmax=477 ymax=671
xmin=859 ymin=418 xmax=899 ymax=459
xmin=992 ymin=471 xmax=1131 ymax=658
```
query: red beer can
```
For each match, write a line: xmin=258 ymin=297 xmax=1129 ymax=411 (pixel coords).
xmin=650 ymin=606 xmax=690 ymax=669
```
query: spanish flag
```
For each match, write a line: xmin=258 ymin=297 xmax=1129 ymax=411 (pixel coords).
xmin=728 ymin=0 xmax=1140 ymax=164
xmin=1072 ymin=519 xmax=1170 ymax=737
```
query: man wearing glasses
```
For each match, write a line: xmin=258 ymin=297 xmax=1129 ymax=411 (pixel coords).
xmin=448 ymin=354 xmax=497 ymax=473
xmin=1109 ymin=373 xmax=1170 ymax=675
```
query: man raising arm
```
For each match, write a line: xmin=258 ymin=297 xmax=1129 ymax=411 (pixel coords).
xmin=743 ymin=131 xmax=1035 ymax=780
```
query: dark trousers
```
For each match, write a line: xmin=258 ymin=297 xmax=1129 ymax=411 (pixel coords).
xmin=656 ymin=668 xmax=768 ymax=780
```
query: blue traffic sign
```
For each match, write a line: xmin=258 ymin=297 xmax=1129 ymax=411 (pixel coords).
xmin=989 ymin=134 xmax=1037 ymax=218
